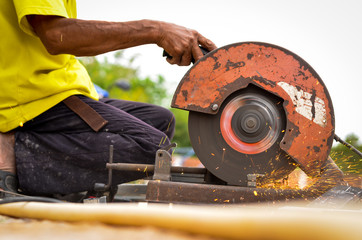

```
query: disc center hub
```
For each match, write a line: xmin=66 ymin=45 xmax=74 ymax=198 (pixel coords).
xmin=242 ymin=114 xmax=260 ymax=133
xmin=232 ymin=106 xmax=269 ymax=144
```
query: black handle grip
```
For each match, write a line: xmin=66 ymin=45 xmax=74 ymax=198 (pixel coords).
xmin=162 ymin=46 xmax=209 ymax=64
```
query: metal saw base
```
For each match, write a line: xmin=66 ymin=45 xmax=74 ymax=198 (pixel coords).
xmin=107 ymin=145 xmax=319 ymax=204
xmin=104 ymin=145 xmax=356 ymax=205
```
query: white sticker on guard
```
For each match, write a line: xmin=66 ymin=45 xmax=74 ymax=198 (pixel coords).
xmin=278 ymin=82 xmax=327 ymax=127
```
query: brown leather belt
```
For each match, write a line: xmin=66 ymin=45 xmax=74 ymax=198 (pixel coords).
xmin=63 ymin=95 xmax=108 ymax=132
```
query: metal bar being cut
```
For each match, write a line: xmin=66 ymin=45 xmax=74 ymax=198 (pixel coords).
xmin=106 ymin=163 xmax=207 ymax=175
xmin=146 ymin=180 xmax=317 ymax=204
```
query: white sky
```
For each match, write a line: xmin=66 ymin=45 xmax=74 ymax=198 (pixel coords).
xmin=77 ymin=0 xmax=362 ymax=142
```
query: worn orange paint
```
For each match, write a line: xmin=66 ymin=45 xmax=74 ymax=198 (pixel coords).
xmin=171 ymin=42 xmax=334 ymax=177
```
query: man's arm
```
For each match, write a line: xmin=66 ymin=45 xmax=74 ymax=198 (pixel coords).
xmin=27 ymin=15 xmax=216 ymax=66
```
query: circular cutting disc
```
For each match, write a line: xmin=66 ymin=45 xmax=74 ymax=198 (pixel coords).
xmin=188 ymin=85 xmax=296 ymax=186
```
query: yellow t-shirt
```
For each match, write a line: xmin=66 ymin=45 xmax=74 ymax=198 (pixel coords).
xmin=0 ymin=0 xmax=98 ymax=132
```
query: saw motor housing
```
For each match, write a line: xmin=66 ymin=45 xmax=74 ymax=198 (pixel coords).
xmin=171 ymin=42 xmax=335 ymax=186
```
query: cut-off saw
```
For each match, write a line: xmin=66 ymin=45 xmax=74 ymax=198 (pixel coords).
xmin=172 ymin=42 xmax=337 ymax=187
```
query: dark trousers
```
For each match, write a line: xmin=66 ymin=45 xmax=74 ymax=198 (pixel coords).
xmin=15 ymin=96 xmax=175 ymax=195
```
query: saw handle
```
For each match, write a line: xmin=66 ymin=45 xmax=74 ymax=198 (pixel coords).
xmin=162 ymin=46 xmax=209 ymax=64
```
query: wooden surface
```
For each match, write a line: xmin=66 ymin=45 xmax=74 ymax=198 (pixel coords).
xmin=0 ymin=202 xmax=361 ymax=240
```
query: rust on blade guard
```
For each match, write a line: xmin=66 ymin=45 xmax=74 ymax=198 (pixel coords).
xmin=171 ymin=42 xmax=335 ymax=177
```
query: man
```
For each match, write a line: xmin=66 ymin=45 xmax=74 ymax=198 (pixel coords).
xmin=0 ymin=0 xmax=216 ymax=198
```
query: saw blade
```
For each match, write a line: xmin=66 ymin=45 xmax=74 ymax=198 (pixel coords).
xmin=188 ymin=85 xmax=296 ymax=186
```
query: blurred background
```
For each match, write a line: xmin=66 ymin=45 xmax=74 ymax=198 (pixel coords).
xmin=76 ymin=0 xmax=361 ymax=181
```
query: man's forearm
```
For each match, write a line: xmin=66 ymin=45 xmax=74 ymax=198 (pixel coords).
xmin=28 ymin=16 xmax=162 ymax=56
xmin=28 ymin=15 xmax=217 ymax=65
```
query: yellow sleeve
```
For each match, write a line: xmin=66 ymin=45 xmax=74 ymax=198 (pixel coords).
xmin=13 ymin=0 xmax=71 ymax=37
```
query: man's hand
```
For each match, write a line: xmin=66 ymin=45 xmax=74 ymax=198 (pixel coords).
xmin=27 ymin=15 xmax=216 ymax=66
xmin=155 ymin=22 xmax=217 ymax=66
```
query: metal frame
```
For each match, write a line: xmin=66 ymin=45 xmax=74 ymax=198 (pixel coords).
xmin=105 ymin=144 xmax=317 ymax=204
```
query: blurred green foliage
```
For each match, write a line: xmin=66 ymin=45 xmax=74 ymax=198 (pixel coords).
xmin=79 ymin=51 xmax=191 ymax=147
xmin=331 ymin=133 xmax=362 ymax=176
xmin=170 ymin=108 xmax=191 ymax=147
xmin=80 ymin=51 xmax=167 ymax=106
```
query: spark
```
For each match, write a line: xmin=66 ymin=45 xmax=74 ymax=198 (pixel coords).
xmin=165 ymin=116 xmax=174 ymax=133
xmin=253 ymin=191 xmax=258 ymax=196
xmin=158 ymin=137 xmax=164 ymax=146
xmin=214 ymin=198 xmax=218 ymax=202
xmin=19 ymin=122 xmax=23 ymax=127
xmin=221 ymin=148 xmax=226 ymax=163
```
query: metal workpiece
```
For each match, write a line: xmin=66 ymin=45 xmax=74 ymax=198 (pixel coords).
xmin=172 ymin=42 xmax=335 ymax=183
xmin=106 ymin=163 xmax=206 ymax=175
xmin=146 ymin=180 xmax=315 ymax=204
